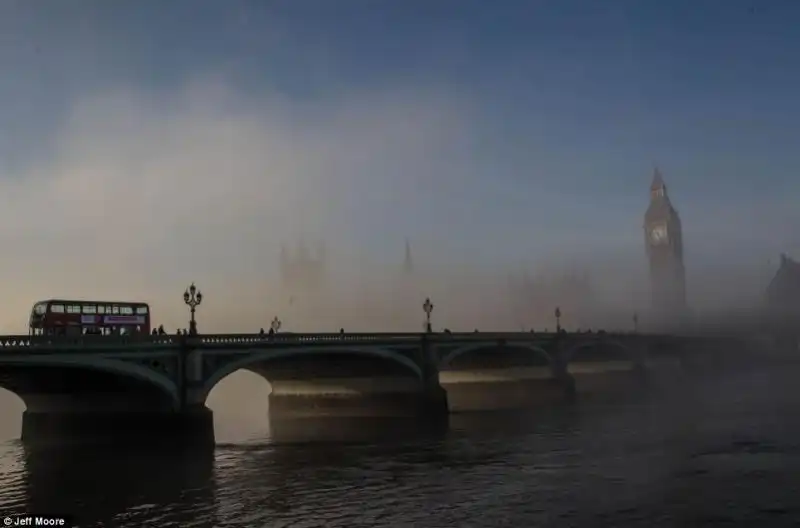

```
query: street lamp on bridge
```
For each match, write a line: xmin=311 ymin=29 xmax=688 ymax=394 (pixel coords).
xmin=183 ymin=282 xmax=203 ymax=335
xmin=554 ymin=306 xmax=562 ymax=333
xmin=270 ymin=316 xmax=282 ymax=334
xmin=633 ymin=312 xmax=639 ymax=333
xmin=423 ymin=297 xmax=434 ymax=333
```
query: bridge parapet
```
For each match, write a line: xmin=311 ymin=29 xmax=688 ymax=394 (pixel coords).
xmin=0 ymin=335 xmax=180 ymax=353
xmin=194 ymin=332 xmax=426 ymax=348
xmin=0 ymin=333 xmax=421 ymax=352
xmin=0 ymin=330 xmax=727 ymax=356
xmin=0 ymin=336 xmax=33 ymax=349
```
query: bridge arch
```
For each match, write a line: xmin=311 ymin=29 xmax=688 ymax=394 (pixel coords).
xmin=200 ymin=346 xmax=424 ymax=403
xmin=440 ymin=342 xmax=553 ymax=369
xmin=0 ymin=355 xmax=180 ymax=410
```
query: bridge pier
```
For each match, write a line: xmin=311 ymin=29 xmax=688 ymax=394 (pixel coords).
xmin=563 ymin=353 xmax=647 ymax=402
xmin=266 ymin=378 xmax=448 ymax=420
xmin=442 ymin=376 xmax=571 ymax=412
xmin=438 ymin=342 xmax=573 ymax=412
xmin=21 ymin=406 xmax=214 ymax=447
xmin=265 ymin=382 xmax=448 ymax=442
xmin=2 ymin=364 xmax=215 ymax=447
xmin=267 ymin=391 xmax=441 ymax=419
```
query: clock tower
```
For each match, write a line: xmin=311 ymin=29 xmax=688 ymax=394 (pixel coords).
xmin=644 ymin=168 xmax=687 ymax=325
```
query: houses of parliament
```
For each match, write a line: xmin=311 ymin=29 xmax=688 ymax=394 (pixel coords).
xmin=278 ymin=238 xmax=414 ymax=293
xmin=275 ymin=169 xmax=798 ymax=332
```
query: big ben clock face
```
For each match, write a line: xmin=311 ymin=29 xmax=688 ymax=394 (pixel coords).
xmin=650 ymin=224 xmax=668 ymax=244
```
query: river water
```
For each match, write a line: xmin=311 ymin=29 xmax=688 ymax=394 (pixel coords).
xmin=0 ymin=364 xmax=799 ymax=527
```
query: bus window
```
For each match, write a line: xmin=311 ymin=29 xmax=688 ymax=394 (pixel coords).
xmin=136 ymin=307 xmax=149 ymax=315
xmin=50 ymin=305 xmax=65 ymax=313
xmin=120 ymin=306 xmax=134 ymax=315
xmin=112 ymin=306 xmax=120 ymax=315
xmin=82 ymin=305 xmax=97 ymax=314
xmin=33 ymin=303 xmax=47 ymax=315
xmin=97 ymin=306 xmax=106 ymax=314
xmin=66 ymin=305 xmax=81 ymax=314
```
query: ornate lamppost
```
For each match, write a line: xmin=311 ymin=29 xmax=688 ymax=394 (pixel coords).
xmin=270 ymin=316 xmax=282 ymax=334
xmin=633 ymin=312 xmax=639 ymax=333
xmin=423 ymin=297 xmax=434 ymax=333
xmin=554 ymin=306 xmax=562 ymax=333
xmin=183 ymin=282 xmax=203 ymax=335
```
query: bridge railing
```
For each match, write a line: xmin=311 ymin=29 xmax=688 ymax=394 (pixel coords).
xmin=191 ymin=332 xmax=568 ymax=347
xmin=0 ymin=330 xmax=717 ymax=353
xmin=0 ymin=336 xmax=32 ymax=348
xmin=0 ymin=331 xmax=561 ymax=350
xmin=184 ymin=331 xmax=656 ymax=347
xmin=0 ymin=333 xmax=431 ymax=351
xmin=193 ymin=332 xmax=577 ymax=345
xmin=0 ymin=335 xmax=181 ymax=350
xmin=196 ymin=332 xmax=425 ymax=345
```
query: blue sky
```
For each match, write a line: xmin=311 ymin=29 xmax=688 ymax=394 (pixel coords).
xmin=0 ymin=0 xmax=796 ymax=329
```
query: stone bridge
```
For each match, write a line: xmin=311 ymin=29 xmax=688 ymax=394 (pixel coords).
xmin=0 ymin=331 xmax=749 ymax=446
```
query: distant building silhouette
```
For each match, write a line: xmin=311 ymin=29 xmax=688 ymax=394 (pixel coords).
xmin=280 ymin=239 xmax=326 ymax=291
xmin=766 ymin=253 xmax=800 ymax=335
xmin=644 ymin=168 xmax=687 ymax=326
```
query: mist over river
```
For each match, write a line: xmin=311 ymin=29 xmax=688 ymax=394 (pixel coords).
xmin=0 ymin=365 xmax=799 ymax=527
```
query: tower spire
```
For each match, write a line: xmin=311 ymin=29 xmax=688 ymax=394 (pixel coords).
xmin=651 ymin=167 xmax=665 ymax=188
xmin=404 ymin=238 xmax=413 ymax=274
xmin=650 ymin=167 xmax=667 ymax=199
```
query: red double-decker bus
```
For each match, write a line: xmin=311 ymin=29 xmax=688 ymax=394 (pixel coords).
xmin=29 ymin=299 xmax=151 ymax=336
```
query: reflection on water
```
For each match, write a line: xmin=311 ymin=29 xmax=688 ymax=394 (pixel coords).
xmin=12 ymin=445 xmax=217 ymax=527
xmin=0 ymin=364 xmax=799 ymax=526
